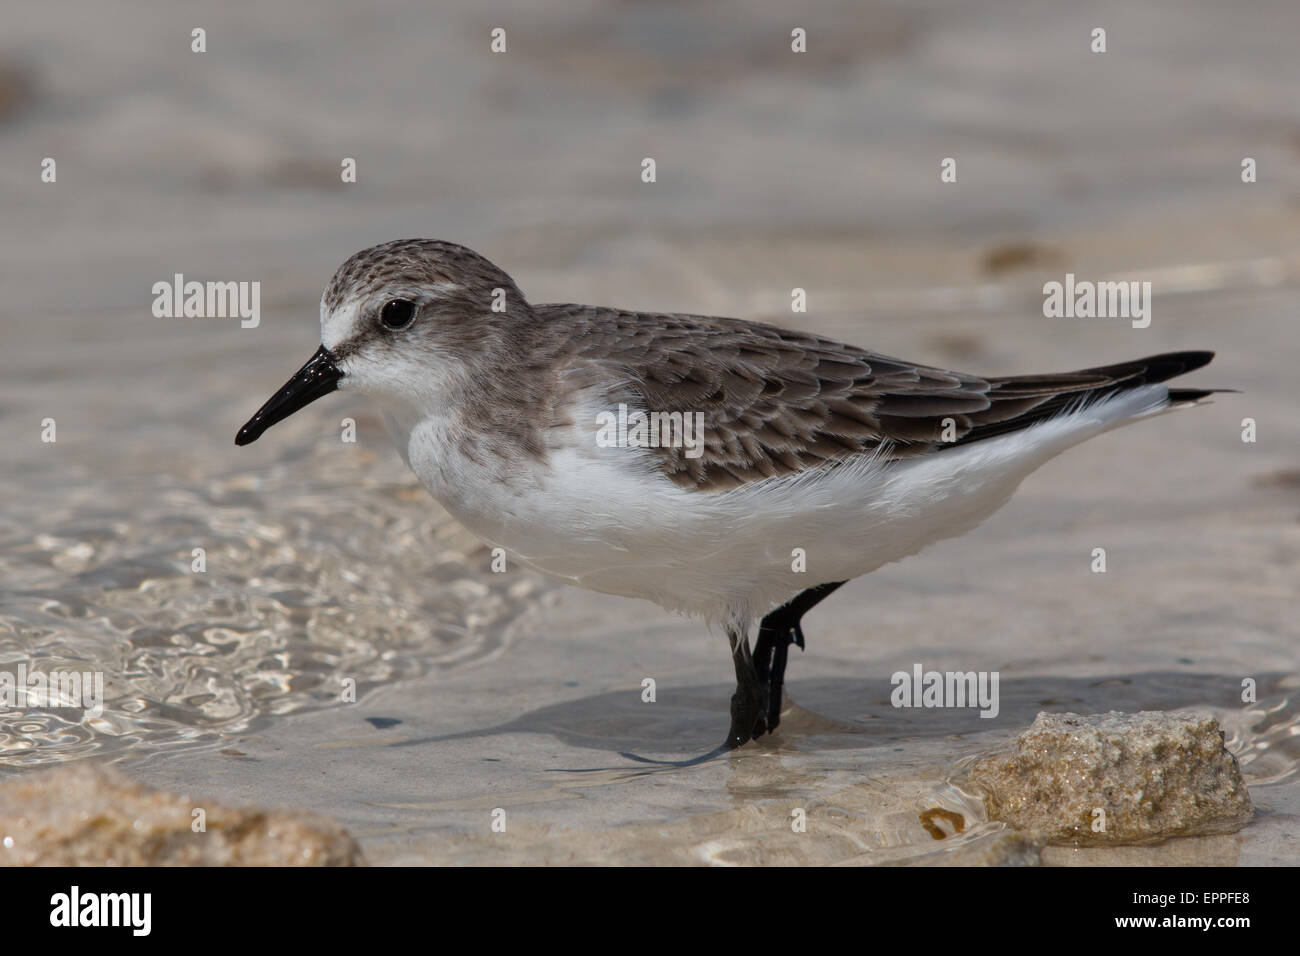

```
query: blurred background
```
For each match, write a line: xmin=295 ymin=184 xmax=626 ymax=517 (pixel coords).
xmin=0 ymin=1 xmax=1296 ymax=863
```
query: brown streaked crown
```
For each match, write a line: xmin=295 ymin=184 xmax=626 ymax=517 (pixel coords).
xmin=322 ymin=238 xmax=523 ymax=314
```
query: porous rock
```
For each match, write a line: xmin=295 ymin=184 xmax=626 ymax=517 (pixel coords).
xmin=0 ymin=762 xmax=363 ymax=865
xmin=965 ymin=711 xmax=1253 ymax=846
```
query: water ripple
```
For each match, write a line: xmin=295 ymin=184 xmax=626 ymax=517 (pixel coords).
xmin=0 ymin=443 xmax=555 ymax=768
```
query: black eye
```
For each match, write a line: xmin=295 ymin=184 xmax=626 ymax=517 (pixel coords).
xmin=380 ymin=299 xmax=416 ymax=330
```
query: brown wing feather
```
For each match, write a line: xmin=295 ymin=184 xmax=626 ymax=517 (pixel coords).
xmin=542 ymin=304 xmax=1212 ymax=491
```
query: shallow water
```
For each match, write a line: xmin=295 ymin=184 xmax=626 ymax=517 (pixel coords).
xmin=0 ymin=436 xmax=553 ymax=767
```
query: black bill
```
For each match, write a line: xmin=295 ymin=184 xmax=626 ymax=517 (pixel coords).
xmin=234 ymin=345 xmax=343 ymax=446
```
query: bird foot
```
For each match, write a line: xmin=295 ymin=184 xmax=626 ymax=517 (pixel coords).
xmin=725 ymin=682 xmax=767 ymax=748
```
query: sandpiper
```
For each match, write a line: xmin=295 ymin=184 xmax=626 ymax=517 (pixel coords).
xmin=235 ymin=239 xmax=1221 ymax=749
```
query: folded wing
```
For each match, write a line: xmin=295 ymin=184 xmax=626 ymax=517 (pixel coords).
xmin=545 ymin=304 xmax=1213 ymax=492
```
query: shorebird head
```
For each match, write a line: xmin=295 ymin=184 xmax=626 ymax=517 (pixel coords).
xmin=235 ymin=239 xmax=529 ymax=446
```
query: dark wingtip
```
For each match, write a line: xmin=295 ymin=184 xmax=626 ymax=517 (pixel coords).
xmin=1074 ymin=350 xmax=1219 ymax=390
xmin=1167 ymin=387 xmax=1237 ymax=403
xmin=1143 ymin=352 xmax=1228 ymax=402
xmin=1132 ymin=350 xmax=1216 ymax=381
xmin=1172 ymin=349 xmax=1215 ymax=374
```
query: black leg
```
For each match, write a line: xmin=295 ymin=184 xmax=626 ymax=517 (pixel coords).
xmin=724 ymin=621 xmax=764 ymax=749
xmin=752 ymin=581 xmax=846 ymax=734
